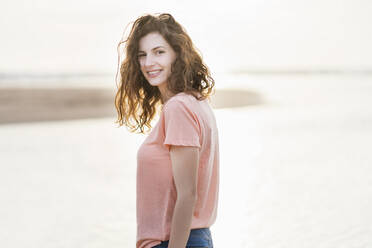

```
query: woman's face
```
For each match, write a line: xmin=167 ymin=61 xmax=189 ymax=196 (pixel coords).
xmin=138 ymin=32 xmax=177 ymax=90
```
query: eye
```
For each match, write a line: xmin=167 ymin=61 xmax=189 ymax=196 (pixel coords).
xmin=137 ymin=53 xmax=145 ymax=58
xmin=156 ymin=50 xmax=165 ymax=55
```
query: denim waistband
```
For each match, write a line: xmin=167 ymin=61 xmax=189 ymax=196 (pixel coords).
xmin=152 ymin=227 xmax=213 ymax=248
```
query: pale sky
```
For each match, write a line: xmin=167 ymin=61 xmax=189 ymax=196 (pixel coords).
xmin=0 ymin=0 xmax=371 ymax=74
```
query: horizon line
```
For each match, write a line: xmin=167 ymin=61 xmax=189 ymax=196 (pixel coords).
xmin=1 ymin=68 xmax=372 ymax=80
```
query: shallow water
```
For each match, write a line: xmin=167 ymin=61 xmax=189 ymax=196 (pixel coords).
xmin=0 ymin=74 xmax=371 ymax=247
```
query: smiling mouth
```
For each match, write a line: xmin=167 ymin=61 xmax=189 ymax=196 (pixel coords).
xmin=147 ymin=70 xmax=162 ymax=78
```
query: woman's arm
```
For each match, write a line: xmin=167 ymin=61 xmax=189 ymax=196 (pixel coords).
xmin=168 ymin=145 xmax=200 ymax=248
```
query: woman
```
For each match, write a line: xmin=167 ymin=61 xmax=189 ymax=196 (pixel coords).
xmin=115 ymin=13 xmax=219 ymax=248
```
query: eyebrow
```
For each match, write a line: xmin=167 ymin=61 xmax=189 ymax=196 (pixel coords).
xmin=138 ymin=46 xmax=166 ymax=53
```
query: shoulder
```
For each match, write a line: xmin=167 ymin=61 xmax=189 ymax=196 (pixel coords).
xmin=161 ymin=93 xmax=203 ymax=126
xmin=163 ymin=92 xmax=198 ymax=112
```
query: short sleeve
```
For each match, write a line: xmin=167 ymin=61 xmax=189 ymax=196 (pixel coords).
xmin=163 ymin=99 xmax=201 ymax=149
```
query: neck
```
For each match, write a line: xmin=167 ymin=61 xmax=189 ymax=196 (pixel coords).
xmin=158 ymin=84 xmax=173 ymax=104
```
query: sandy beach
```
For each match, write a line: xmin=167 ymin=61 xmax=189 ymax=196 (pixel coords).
xmin=0 ymin=87 xmax=116 ymax=124
xmin=1 ymin=74 xmax=372 ymax=248
xmin=0 ymin=86 xmax=262 ymax=124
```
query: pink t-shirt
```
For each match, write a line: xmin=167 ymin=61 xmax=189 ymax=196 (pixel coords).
xmin=136 ymin=92 xmax=220 ymax=248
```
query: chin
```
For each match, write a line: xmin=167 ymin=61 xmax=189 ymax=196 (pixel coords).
xmin=147 ymin=80 xmax=166 ymax=88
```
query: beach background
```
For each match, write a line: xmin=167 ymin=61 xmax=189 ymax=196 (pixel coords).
xmin=1 ymin=0 xmax=372 ymax=247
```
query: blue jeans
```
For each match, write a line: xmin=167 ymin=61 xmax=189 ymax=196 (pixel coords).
xmin=152 ymin=228 xmax=213 ymax=248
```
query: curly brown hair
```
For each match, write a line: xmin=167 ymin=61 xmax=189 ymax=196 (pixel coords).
xmin=115 ymin=13 xmax=215 ymax=134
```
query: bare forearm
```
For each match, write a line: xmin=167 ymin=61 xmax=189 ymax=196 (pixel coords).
xmin=168 ymin=195 xmax=197 ymax=248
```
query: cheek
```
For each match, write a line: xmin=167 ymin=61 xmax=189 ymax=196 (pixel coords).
xmin=163 ymin=57 xmax=175 ymax=69
xmin=139 ymin=62 xmax=146 ymax=73
xmin=138 ymin=59 xmax=143 ymax=68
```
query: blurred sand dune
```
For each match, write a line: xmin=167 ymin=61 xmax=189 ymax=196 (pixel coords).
xmin=0 ymin=87 xmax=263 ymax=124
xmin=0 ymin=88 xmax=116 ymax=124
